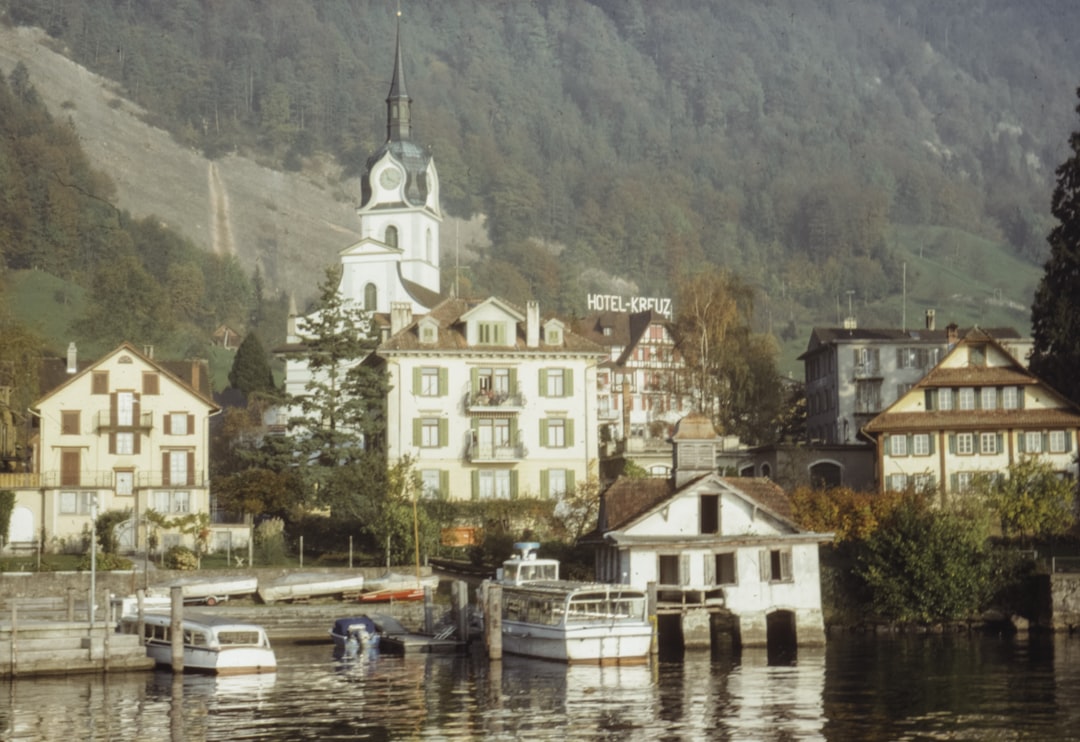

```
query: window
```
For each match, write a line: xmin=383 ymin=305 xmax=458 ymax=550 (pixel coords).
xmin=153 ymin=490 xmax=189 ymax=514
xmin=420 ymin=418 xmax=441 ymax=448
xmin=700 ymin=494 xmax=719 ymax=534
xmin=713 ymin=553 xmax=737 ymax=585
xmin=542 ymin=368 xmax=569 ymax=397
xmin=1002 ymin=387 xmax=1019 ymax=410
xmin=168 ymin=451 xmax=189 ymax=487
xmin=59 ymin=491 xmax=94 ymax=514
xmin=855 ymin=380 xmax=882 ymax=414
xmin=761 ymin=549 xmax=793 ymax=583
xmin=169 ymin=414 xmax=190 ymax=436
xmin=981 ymin=387 xmax=997 ymax=410
xmin=142 ymin=372 xmax=160 ymax=395
xmin=115 ymin=471 xmax=134 ymax=496
xmin=958 ymin=388 xmax=975 ymax=410
xmin=61 ymin=410 xmax=80 ymax=435
xmin=420 ymin=469 xmax=445 ymax=499
xmin=956 ymin=433 xmax=974 ymax=455
xmin=938 ymin=388 xmax=953 ymax=411
xmin=912 ymin=434 xmax=930 ymax=456
xmin=92 ymin=371 xmax=109 ymax=395
xmin=173 ymin=491 xmax=191 ymax=514
xmin=420 ymin=324 xmax=436 ymax=344
xmin=888 ymin=473 xmax=909 ymax=491
xmin=1050 ymin=430 xmax=1068 ymax=453
xmin=477 ymin=470 xmax=512 ymax=500
xmin=420 ymin=367 xmax=441 ymax=396
xmin=473 ymin=367 xmax=511 ymax=402
xmin=1024 ymin=431 xmax=1043 ymax=453
xmin=545 ymin=418 xmax=567 ymax=447
xmin=980 ymin=432 xmax=998 ymax=455
xmin=544 ymin=469 xmax=569 ymax=498
xmin=116 ymin=432 xmax=134 ymax=455
xmin=896 ymin=382 xmax=912 ymax=399
xmin=384 ymin=225 xmax=398 ymax=249
xmin=117 ymin=391 xmax=134 ymax=426
xmin=658 ymin=554 xmax=683 ymax=586
xmin=478 ymin=322 xmax=506 ymax=345
xmin=956 ymin=472 xmax=974 ymax=493
xmin=889 ymin=435 xmax=908 ymax=457
xmin=912 ymin=473 xmax=935 ymax=491
xmin=364 ymin=283 xmax=377 ymax=311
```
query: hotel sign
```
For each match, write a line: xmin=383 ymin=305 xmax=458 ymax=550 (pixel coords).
xmin=586 ymin=293 xmax=673 ymax=319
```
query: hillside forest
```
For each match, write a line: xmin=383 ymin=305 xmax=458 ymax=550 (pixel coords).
xmin=0 ymin=1 xmax=1079 ymax=376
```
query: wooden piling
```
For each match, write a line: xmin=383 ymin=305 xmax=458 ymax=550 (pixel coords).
xmin=453 ymin=580 xmax=469 ymax=642
xmin=647 ymin=582 xmax=658 ymax=655
xmin=170 ymin=586 xmax=183 ymax=673
xmin=9 ymin=604 xmax=16 ymax=677
xmin=136 ymin=588 xmax=146 ymax=642
xmin=485 ymin=583 xmax=502 ymax=660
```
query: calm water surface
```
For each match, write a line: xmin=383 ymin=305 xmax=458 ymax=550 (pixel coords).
xmin=3 ymin=634 xmax=1080 ymax=740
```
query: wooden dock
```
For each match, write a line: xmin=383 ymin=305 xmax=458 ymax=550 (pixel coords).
xmin=0 ymin=619 xmax=153 ymax=677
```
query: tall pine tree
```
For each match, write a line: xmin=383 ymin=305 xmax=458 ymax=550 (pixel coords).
xmin=1031 ymin=87 xmax=1080 ymax=405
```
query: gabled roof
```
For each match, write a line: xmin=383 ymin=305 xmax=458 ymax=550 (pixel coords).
xmin=863 ymin=328 xmax=1080 ymax=434
xmin=377 ymin=297 xmax=605 ymax=355
xmin=595 ymin=474 xmax=796 ymax=535
xmin=35 ymin=343 xmax=218 ymax=410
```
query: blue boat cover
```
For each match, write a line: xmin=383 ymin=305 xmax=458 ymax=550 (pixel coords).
xmin=332 ymin=616 xmax=377 ymax=636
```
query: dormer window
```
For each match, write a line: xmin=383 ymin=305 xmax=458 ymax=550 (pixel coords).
xmin=420 ymin=323 xmax=437 ymax=344
xmin=543 ymin=320 xmax=564 ymax=346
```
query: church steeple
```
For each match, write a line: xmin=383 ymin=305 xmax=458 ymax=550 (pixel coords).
xmin=386 ymin=14 xmax=411 ymax=142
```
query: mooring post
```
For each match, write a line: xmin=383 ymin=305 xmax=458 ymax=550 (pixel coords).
xmin=485 ymin=583 xmax=502 ymax=660
xmin=136 ymin=588 xmax=146 ymax=641
xmin=102 ymin=589 xmax=111 ymax=672
xmin=10 ymin=604 xmax=17 ymax=677
xmin=453 ymin=580 xmax=469 ymax=642
xmin=423 ymin=586 xmax=434 ymax=634
xmin=170 ymin=586 xmax=184 ymax=673
xmin=647 ymin=582 xmax=659 ymax=655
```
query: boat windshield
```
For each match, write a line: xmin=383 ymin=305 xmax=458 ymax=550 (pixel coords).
xmin=565 ymin=592 xmax=646 ymax=624
xmin=505 ymin=561 xmax=558 ymax=584
xmin=217 ymin=630 xmax=264 ymax=646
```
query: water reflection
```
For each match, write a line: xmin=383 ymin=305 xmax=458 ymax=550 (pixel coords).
xmin=2 ymin=636 xmax=1080 ymax=740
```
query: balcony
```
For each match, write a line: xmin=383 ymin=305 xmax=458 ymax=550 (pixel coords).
xmin=94 ymin=411 xmax=154 ymax=433
xmin=466 ymin=439 xmax=528 ymax=463
xmin=852 ymin=364 xmax=881 ymax=380
xmin=654 ymin=584 xmax=726 ymax=613
xmin=0 ymin=470 xmax=208 ymax=489
xmin=465 ymin=390 xmax=526 ymax=413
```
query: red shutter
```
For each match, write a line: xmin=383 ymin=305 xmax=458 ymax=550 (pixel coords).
xmin=110 ymin=392 xmax=118 ymax=426
xmin=164 ymin=413 xmax=171 ymax=433
xmin=187 ymin=414 xmax=194 ymax=435
xmin=187 ymin=451 xmax=195 ymax=485
xmin=134 ymin=431 xmax=141 ymax=455
xmin=162 ymin=452 xmax=169 ymax=484
xmin=108 ymin=433 xmax=116 ymax=454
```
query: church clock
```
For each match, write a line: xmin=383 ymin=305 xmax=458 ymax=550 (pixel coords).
xmin=380 ymin=166 xmax=402 ymax=190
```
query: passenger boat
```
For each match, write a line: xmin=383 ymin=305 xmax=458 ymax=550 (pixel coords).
xmin=329 ymin=616 xmax=381 ymax=654
xmin=256 ymin=572 xmax=365 ymax=603
xmin=117 ymin=612 xmax=277 ymax=675
xmin=483 ymin=542 xmax=653 ymax=664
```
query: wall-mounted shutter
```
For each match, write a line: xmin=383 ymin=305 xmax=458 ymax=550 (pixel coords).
xmin=781 ymin=550 xmax=793 ymax=580
xmin=109 ymin=433 xmax=116 ymax=455
xmin=1018 ymin=387 xmax=1025 ymax=409
xmin=1067 ymin=432 xmax=1074 ymax=453
xmin=413 ymin=418 xmax=422 ymax=446
xmin=540 ymin=470 xmax=549 ymax=498
xmin=187 ymin=452 xmax=195 ymax=485
xmin=438 ymin=368 xmax=448 ymax=396
xmin=412 ymin=367 xmax=422 ymax=394
xmin=997 ymin=433 xmax=1004 ymax=453
xmin=950 ymin=473 xmax=959 ymax=492
xmin=471 ymin=470 xmax=480 ymax=500
xmin=510 ymin=470 xmax=519 ymax=499
xmin=564 ymin=369 xmax=574 ymax=396
xmin=759 ymin=550 xmax=770 ymax=581
xmin=538 ymin=369 xmax=548 ymax=397
xmin=439 ymin=471 xmax=450 ymax=500
xmin=566 ymin=469 xmax=575 ymax=493
xmin=470 ymin=368 xmax=479 ymax=395
xmin=508 ymin=369 xmax=518 ymax=396
xmin=948 ymin=434 xmax=956 ymax=454
xmin=1018 ymin=433 xmax=1026 ymax=453
xmin=679 ymin=554 xmax=690 ymax=585
xmin=438 ymin=419 xmax=448 ymax=447
xmin=565 ymin=419 xmax=575 ymax=447
xmin=703 ymin=554 xmax=716 ymax=585
xmin=925 ymin=390 xmax=934 ymax=410
xmin=539 ymin=419 xmax=549 ymax=446
xmin=928 ymin=434 xmax=935 ymax=454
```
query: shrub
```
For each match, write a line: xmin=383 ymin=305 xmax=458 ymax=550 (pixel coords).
xmin=77 ymin=551 xmax=134 ymax=571
xmin=164 ymin=545 xmax=199 ymax=571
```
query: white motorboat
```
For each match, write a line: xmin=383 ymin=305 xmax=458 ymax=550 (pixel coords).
xmin=256 ymin=572 xmax=365 ymax=603
xmin=117 ymin=612 xmax=277 ymax=675
xmin=155 ymin=575 xmax=258 ymax=606
xmin=483 ymin=542 xmax=653 ymax=664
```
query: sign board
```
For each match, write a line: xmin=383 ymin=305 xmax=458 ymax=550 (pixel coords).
xmin=586 ymin=294 xmax=673 ymax=319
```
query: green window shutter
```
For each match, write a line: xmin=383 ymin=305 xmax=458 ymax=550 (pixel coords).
xmin=538 ymin=369 xmax=548 ymax=397
xmin=412 ymin=367 xmax=422 ymax=394
xmin=565 ymin=419 xmax=575 ymax=447
xmin=540 ymin=419 xmax=549 ymax=446
xmin=509 ymin=368 xmax=518 ymax=396
xmin=928 ymin=434 xmax=936 ymax=454
xmin=540 ymin=470 xmax=549 ymax=498
xmin=948 ymin=434 xmax=956 ymax=454
xmin=925 ymin=390 xmax=934 ymax=411
xmin=1043 ymin=432 xmax=1050 ymax=452
xmin=1067 ymin=432 xmax=1074 ymax=453
xmin=1018 ymin=433 xmax=1026 ymax=453
xmin=950 ymin=473 xmax=958 ymax=492
xmin=906 ymin=434 xmax=913 ymax=455
xmin=1018 ymin=387 xmax=1025 ymax=409
xmin=439 ymin=470 xmax=449 ymax=500
xmin=438 ymin=418 xmax=448 ymax=447
xmin=510 ymin=470 xmax=519 ymax=498
xmin=438 ymin=368 xmax=448 ymax=396
xmin=471 ymin=418 xmax=479 ymax=435
xmin=566 ymin=468 xmax=575 ymax=493
xmin=564 ymin=369 xmax=574 ymax=396
xmin=413 ymin=418 xmax=422 ymax=446
xmin=997 ymin=433 xmax=1004 ymax=453
xmin=511 ymin=426 xmax=519 ymax=446
xmin=883 ymin=434 xmax=890 ymax=454
xmin=470 ymin=368 xmax=479 ymax=395
xmin=471 ymin=470 xmax=480 ymax=500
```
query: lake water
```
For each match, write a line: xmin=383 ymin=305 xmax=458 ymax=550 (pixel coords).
xmin=3 ymin=633 xmax=1080 ymax=740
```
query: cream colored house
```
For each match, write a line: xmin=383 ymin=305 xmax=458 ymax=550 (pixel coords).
xmin=863 ymin=329 xmax=1080 ymax=496
xmin=371 ymin=297 xmax=605 ymax=501
xmin=4 ymin=343 xmax=219 ymax=553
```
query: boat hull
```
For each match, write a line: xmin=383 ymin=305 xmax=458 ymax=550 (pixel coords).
xmin=143 ymin=642 xmax=277 ymax=675
xmin=257 ymin=574 xmax=365 ymax=603
xmin=501 ymin=621 xmax=652 ymax=664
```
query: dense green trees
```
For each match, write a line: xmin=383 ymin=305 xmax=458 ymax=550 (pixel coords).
xmin=1030 ymin=88 xmax=1080 ymax=406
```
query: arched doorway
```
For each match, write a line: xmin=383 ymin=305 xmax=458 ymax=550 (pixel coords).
xmin=766 ymin=610 xmax=798 ymax=665
xmin=809 ymin=460 xmax=843 ymax=488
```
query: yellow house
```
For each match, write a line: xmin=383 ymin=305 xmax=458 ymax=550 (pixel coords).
xmin=3 ymin=343 xmax=219 ymax=554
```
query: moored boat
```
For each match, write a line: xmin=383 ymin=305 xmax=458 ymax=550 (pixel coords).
xmin=483 ymin=542 xmax=653 ymax=665
xmin=117 ymin=612 xmax=277 ymax=675
xmin=156 ymin=575 xmax=258 ymax=606
xmin=329 ymin=616 xmax=381 ymax=655
xmin=257 ymin=572 xmax=365 ymax=603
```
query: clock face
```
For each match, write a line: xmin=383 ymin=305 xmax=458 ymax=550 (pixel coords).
xmin=380 ymin=167 xmax=402 ymax=189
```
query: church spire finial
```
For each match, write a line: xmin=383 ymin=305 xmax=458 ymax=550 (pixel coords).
xmin=386 ymin=12 xmax=411 ymax=142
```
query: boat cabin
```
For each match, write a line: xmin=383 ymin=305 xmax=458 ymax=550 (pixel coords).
xmin=497 ymin=542 xmax=560 ymax=585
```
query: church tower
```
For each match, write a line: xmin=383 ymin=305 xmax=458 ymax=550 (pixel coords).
xmin=337 ymin=15 xmax=442 ymax=314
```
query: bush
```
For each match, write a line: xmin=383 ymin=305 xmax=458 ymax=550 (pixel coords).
xmin=77 ymin=551 xmax=134 ymax=571
xmin=164 ymin=545 xmax=199 ymax=571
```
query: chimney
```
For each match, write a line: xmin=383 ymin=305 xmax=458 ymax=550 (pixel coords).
xmin=390 ymin=302 xmax=413 ymax=335
xmin=526 ymin=301 xmax=540 ymax=348
xmin=191 ymin=360 xmax=201 ymax=393
xmin=925 ymin=309 xmax=936 ymax=331
xmin=66 ymin=342 xmax=77 ymax=374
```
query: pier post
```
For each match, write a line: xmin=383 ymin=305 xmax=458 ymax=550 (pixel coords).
xmin=647 ymin=582 xmax=658 ymax=655
xmin=423 ymin=587 xmax=434 ymax=634
xmin=485 ymin=583 xmax=502 ymax=660
xmin=103 ymin=589 xmax=111 ymax=672
xmin=170 ymin=586 xmax=184 ymax=673
xmin=9 ymin=604 xmax=16 ymax=677
xmin=136 ymin=588 xmax=146 ymax=641
xmin=453 ymin=581 xmax=469 ymax=643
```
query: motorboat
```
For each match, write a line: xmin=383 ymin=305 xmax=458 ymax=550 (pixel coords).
xmin=358 ymin=572 xmax=439 ymax=603
xmin=157 ymin=575 xmax=258 ymax=606
xmin=482 ymin=542 xmax=653 ymax=664
xmin=256 ymin=572 xmax=365 ymax=603
xmin=117 ymin=612 xmax=277 ymax=674
xmin=329 ymin=616 xmax=381 ymax=656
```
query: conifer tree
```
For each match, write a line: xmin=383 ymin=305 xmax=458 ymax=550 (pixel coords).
xmin=228 ymin=333 xmax=276 ymax=396
xmin=1031 ymin=87 xmax=1080 ymax=405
